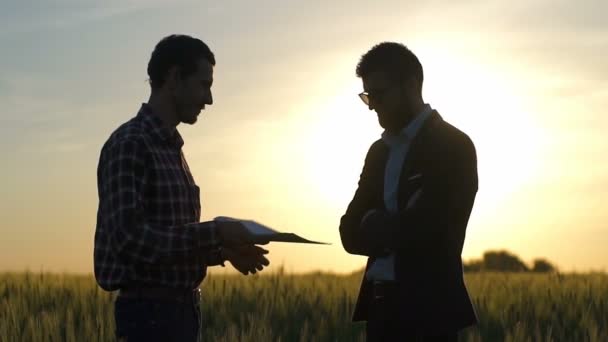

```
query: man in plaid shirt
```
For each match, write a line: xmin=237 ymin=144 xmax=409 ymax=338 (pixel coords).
xmin=95 ymin=34 xmax=270 ymax=342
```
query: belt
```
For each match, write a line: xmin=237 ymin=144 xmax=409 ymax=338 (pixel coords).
xmin=371 ymin=280 xmax=399 ymax=299
xmin=118 ymin=286 xmax=201 ymax=303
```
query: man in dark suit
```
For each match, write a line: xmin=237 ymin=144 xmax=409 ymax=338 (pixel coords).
xmin=339 ymin=42 xmax=478 ymax=341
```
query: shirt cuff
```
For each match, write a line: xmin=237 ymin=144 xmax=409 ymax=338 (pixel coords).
xmin=193 ymin=220 xmax=221 ymax=247
xmin=190 ymin=221 xmax=224 ymax=266
xmin=206 ymin=246 xmax=225 ymax=267
xmin=204 ymin=221 xmax=225 ymax=266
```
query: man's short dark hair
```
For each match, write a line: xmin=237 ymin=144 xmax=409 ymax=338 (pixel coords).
xmin=147 ymin=34 xmax=216 ymax=90
xmin=356 ymin=42 xmax=423 ymax=88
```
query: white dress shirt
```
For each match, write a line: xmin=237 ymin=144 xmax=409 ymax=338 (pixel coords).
xmin=365 ymin=104 xmax=433 ymax=281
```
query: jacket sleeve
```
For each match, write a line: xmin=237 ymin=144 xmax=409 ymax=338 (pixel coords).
xmin=339 ymin=142 xmax=384 ymax=256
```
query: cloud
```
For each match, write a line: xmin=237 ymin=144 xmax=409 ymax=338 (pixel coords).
xmin=0 ymin=73 xmax=77 ymax=125
xmin=0 ymin=0 xmax=180 ymax=37
xmin=0 ymin=71 xmax=109 ymax=159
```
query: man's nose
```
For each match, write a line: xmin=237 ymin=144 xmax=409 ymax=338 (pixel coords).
xmin=206 ymin=92 xmax=213 ymax=105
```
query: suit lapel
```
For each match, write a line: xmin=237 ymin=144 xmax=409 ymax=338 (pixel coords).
xmin=397 ymin=111 xmax=442 ymax=208
xmin=375 ymin=142 xmax=390 ymax=211
xmin=366 ymin=140 xmax=390 ymax=211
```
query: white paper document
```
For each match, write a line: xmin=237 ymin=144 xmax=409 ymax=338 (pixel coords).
xmin=214 ymin=216 xmax=330 ymax=245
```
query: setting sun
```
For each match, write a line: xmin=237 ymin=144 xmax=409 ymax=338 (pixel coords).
xmin=1 ymin=0 xmax=606 ymax=276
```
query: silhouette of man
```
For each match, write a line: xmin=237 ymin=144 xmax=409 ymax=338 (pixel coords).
xmin=95 ymin=34 xmax=270 ymax=342
xmin=339 ymin=42 xmax=478 ymax=341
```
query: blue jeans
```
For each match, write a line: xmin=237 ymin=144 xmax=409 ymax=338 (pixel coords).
xmin=114 ymin=295 xmax=201 ymax=342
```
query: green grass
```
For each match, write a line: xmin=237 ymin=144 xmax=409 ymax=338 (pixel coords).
xmin=1 ymin=271 xmax=607 ymax=341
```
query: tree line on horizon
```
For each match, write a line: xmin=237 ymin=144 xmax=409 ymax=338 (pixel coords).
xmin=463 ymin=250 xmax=557 ymax=273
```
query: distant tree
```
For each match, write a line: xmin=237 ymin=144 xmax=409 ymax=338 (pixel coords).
xmin=463 ymin=259 xmax=483 ymax=272
xmin=482 ymin=250 xmax=529 ymax=272
xmin=462 ymin=250 xmax=558 ymax=273
xmin=532 ymin=258 xmax=557 ymax=273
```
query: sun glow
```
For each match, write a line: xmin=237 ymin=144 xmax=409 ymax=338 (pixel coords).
xmin=418 ymin=48 xmax=547 ymax=206
xmin=294 ymin=82 xmax=382 ymax=211
xmin=286 ymin=50 xmax=549 ymax=259
xmin=418 ymin=48 xmax=550 ymax=254
xmin=202 ymin=49 xmax=551 ymax=272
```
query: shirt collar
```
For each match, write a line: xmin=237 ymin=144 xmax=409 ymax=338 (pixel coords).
xmin=137 ymin=103 xmax=184 ymax=148
xmin=381 ymin=103 xmax=433 ymax=146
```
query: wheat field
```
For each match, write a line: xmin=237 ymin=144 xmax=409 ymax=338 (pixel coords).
xmin=1 ymin=271 xmax=607 ymax=341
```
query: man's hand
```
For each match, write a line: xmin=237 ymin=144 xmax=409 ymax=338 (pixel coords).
xmin=216 ymin=221 xmax=255 ymax=247
xmin=359 ymin=209 xmax=394 ymax=253
xmin=222 ymin=245 xmax=270 ymax=275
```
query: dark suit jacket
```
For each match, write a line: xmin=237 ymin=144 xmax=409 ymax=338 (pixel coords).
xmin=339 ymin=111 xmax=478 ymax=334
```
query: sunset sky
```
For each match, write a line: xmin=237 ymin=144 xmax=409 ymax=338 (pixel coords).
xmin=1 ymin=0 xmax=607 ymax=274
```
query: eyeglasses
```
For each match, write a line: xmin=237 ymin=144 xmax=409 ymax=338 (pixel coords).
xmin=358 ymin=87 xmax=391 ymax=106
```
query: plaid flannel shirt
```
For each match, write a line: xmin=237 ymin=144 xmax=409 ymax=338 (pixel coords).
xmin=94 ymin=104 xmax=222 ymax=291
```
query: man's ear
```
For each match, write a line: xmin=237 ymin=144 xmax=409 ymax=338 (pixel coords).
xmin=405 ymin=77 xmax=419 ymax=92
xmin=165 ymin=66 xmax=180 ymax=90
xmin=403 ymin=76 xmax=422 ymax=99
